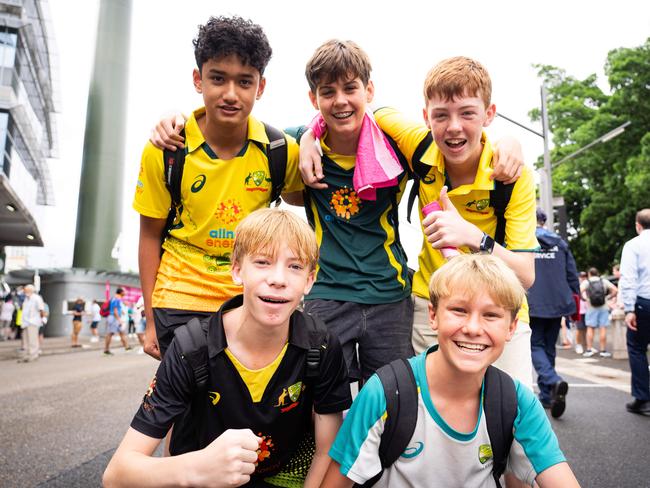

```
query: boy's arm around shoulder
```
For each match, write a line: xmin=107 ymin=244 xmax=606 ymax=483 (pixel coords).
xmin=495 ymin=166 xmax=537 ymax=288
xmin=103 ymin=427 xmax=261 ymax=488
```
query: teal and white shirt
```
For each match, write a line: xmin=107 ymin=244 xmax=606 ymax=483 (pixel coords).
xmin=329 ymin=348 xmax=566 ymax=487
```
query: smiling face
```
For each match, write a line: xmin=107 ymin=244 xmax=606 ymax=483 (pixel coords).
xmin=309 ymin=76 xmax=374 ymax=146
xmin=231 ymin=246 xmax=315 ymax=329
xmin=429 ymin=291 xmax=517 ymax=376
xmin=423 ymin=92 xmax=496 ymax=170
xmin=193 ymin=54 xmax=265 ymax=130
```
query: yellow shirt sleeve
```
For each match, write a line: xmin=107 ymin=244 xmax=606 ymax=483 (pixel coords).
xmin=504 ymin=166 xmax=539 ymax=251
xmin=282 ymin=132 xmax=305 ymax=193
xmin=132 ymin=141 xmax=171 ymax=219
xmin=374 ymin=107 xmax=430 ymax=165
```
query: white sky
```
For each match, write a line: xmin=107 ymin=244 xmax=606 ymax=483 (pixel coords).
xmin=31 ymin=0 xmax=650 ymax=272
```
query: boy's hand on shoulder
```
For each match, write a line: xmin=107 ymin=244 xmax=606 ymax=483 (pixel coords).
xmin=423 ymin=187 xmax=483 ymax=251
xmin=188 ymin=429 xmax=261 ymax=487
xmin=299 ymin=129 xmax=328 ymax=189
xmin=150 ymin=113 xmax=187 ymax=151
xmin=491 ymin=136 xmax=524 ymax=184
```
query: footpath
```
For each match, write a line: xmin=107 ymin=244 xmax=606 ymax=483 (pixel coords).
xmin=0 ymin=334 xmax=142 ymax=362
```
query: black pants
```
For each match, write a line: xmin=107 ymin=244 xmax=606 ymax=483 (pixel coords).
xmin=627 ymin=296 xmax=650 ymax=401
xmin=153 ymin=308 xmax=213 ymax=358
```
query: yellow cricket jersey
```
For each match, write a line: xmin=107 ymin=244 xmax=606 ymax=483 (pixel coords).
xmin=133 ymin=108 xmax=303 ymax=312
xmin=375 ymin=107 xmax=539 ymax=322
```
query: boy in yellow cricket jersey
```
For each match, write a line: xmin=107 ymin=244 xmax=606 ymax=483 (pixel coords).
xmin=134 ymin=16 xmax=303 ymax=360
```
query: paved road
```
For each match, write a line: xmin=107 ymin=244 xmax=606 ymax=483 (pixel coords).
xmin=1 ymin=340 xmax=649 ymax=487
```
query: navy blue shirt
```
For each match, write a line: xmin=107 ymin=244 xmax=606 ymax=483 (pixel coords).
xmin=527 ymin=227 xmax=580 ymax=318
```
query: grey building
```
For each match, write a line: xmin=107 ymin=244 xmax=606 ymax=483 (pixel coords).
xmin=0 ymin=0 xmax=57 ymax=270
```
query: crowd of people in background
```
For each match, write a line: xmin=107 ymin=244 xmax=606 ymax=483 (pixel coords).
xmin=0 ymin=286 xmax=147 ymax=359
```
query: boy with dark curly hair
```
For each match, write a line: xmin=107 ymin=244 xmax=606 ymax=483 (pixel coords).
xmin=133 ymin=16 xmax=304 ymax=360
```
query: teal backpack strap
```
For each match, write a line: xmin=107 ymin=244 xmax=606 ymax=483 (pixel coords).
xmin=262 ymin=122 xmax=287 ymax=206
xmin=483 ymin=365 xmax=518 ymax=488
xmin=173 ymin=316 xmax=210 ymax=390
xmin=361 ymin=358 xmax=419 ymax=487
xmin=489 ymin=181 xmax=514 ymax=246
xmin=406 ymin=133 xmax=434 ymax=223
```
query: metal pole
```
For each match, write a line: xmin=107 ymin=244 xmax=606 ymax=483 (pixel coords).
xmin=540 ymin=85 xmax=554 ymax=230
xmin=72 ymin=0 xmax=133 ymax=270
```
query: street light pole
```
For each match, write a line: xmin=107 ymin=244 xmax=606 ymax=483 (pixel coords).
xmin=540 ymin=85 xmax=554 ymax=229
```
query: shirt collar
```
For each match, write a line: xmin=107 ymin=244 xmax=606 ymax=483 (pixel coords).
xmin=420 ymin=132 xmax=495 ymax=194
xmin=185 ymin=107 xmax=269 ymax=155
xmin=208 ymin=295 xmax=311 ymax=358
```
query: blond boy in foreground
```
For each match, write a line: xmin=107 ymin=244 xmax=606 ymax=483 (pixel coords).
xmin=321 ymin=255 xmax=579 ymax=488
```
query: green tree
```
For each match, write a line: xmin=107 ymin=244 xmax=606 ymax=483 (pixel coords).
xmin=529 ymin=38 xmax=650 ymax=272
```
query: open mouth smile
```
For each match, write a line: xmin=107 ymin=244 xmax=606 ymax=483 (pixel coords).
xmin=332 ymin=111 xmax=354 ymax=120
xmin=445 ymin=138 xmax=467 ymax=149
xmin=454 ymin=341 xmax=487 ymax=353
xmin=259 ymin=296 xmax=290 ymax=304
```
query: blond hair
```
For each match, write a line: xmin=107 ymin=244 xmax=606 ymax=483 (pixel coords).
xmin=423 ymin=56 xmax=492 ymax=108
xmin=231 ymin=208 xmax=319 ymax=270
xmin=429 ymin=254 xmax=524 ymax=320
xmin=305 ymin=39 xmax=372 ymax=93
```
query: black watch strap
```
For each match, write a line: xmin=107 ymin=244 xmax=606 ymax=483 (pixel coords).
xmin=479 ymin=232 xmax=495 ymax=254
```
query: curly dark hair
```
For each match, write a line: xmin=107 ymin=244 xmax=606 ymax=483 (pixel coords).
xmin=193 ymin=16 xmax=272 ymax=75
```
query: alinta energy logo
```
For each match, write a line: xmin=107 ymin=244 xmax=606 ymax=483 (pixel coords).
xmin=244 ymin=170 xmax=271 ymax=192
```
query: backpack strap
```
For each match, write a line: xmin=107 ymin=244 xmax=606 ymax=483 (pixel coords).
xmin=173 ymin=316 xmax=210 ymax=390
xmin=362 ymin=358 xmax=419 ymax=488
xmin=302 ymin=312 xmax=328 ymax=380
xmin=406 ymin=133 xmax=434 ymax=223
xmin=262 ymin=123 xmax=287 ymax=207
xmin=483 ymin=365 xmax=518 ymax=488
xmin=162 ymin=130 xmax=187 ymax=247
xmin=489 ymin=180 xmax=515 ymax=246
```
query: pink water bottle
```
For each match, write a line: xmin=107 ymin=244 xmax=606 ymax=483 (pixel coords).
xmin=421 ymin=201 xmax=460 ymax=259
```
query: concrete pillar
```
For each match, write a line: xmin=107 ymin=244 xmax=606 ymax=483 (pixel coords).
xmin=611 ymin=308 xmax=628 ymax=360
xmin=73 ymin=0 xmax=133 ymax=270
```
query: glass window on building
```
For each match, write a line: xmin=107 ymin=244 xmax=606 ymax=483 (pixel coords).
xmin=0 ymin=110 xmax=10 ymax=176
xmin=0 ymin=30 xmax=17 ymax=86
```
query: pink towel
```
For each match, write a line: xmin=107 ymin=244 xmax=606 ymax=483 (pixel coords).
xmin=307 ymin=110 xmax=403 ymax=200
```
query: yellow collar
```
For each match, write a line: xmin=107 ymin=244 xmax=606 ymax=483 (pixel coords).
xmin=185 ymin=107 xmax=269 ymax=153
xmin=420 ymin=132 xmax=495 ymax=194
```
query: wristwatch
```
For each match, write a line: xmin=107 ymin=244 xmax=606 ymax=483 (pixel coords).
xmin=479 ymin=232 xmax=495 ymax=254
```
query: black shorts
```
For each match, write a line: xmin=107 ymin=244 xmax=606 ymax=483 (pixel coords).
xmin=153 ymin=308 xmax=213 ymax=358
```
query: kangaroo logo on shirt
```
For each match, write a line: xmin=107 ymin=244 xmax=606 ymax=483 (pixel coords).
xmin=466 ymin=199 xmax=490 ymax=212
xmin=478 ymin=444 xmax=493 ymax=464
xmin=245 ymin=170 xmax=271 ymax=192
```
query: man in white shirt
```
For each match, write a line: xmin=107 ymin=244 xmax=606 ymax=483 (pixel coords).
xmin=620 ymin=208 xmax=650 ymax=416
xmin=19 ymin=284 xmax=45 ymax=362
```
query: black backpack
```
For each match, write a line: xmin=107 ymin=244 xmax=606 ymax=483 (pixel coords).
xmin=405 ymin=133 xmax=514 ymax=246
xmin=585 ymin=278 xmax=606 ymax=307
xmin=360 ymin=358 xmax=518 ymax=488
xmin=161 ymin=123 xmax=288 ymax=244
xmin=173 ymin=311 xmax=328 ymax=392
